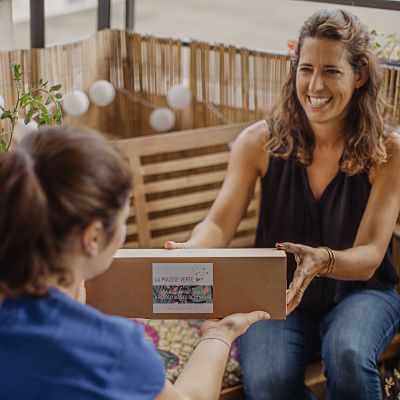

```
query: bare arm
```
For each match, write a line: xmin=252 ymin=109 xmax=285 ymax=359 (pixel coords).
xmin=165 ymin=120 xmax=269 ymax=249
xmin=156 ymin=311 xmax=270 ymax=400
xmin=284 ymin=134 xmax=400 ymax=313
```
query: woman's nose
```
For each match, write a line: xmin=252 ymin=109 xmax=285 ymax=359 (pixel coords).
xmin=308 ymin=72 xmax=324 ymax=92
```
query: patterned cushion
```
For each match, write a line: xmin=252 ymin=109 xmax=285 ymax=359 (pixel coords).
xmin=132 ymin=319 xmax=242 ymax=389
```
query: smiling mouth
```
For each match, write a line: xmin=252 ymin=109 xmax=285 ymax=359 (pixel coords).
xmin=307 ymin=96 xmax=332 ymax=107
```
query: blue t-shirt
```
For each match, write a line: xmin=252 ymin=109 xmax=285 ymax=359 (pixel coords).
xmin=0 ymin=288 xmax=165 ymax=399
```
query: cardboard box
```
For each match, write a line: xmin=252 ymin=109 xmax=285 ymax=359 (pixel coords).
xmin=86 ymin=248 xmax=287 ymax=319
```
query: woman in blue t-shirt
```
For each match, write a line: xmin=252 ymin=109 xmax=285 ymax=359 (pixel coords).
xmin=0 ymin=126 xmax=269 ymax=400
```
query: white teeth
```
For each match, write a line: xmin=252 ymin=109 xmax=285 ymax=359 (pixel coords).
xmin=309 ymin=96 xmax=331 ymax=106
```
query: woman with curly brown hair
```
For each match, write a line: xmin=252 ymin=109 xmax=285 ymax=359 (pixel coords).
xmin=166 ymin=9 xmax=400 ymax=399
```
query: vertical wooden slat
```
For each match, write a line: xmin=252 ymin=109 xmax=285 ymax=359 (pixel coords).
xmin=240 ymin=48 xmax=250 ymax=121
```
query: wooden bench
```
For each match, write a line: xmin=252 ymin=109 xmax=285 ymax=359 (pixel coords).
xmin=88 ymin=122 xmax=400 ymax=399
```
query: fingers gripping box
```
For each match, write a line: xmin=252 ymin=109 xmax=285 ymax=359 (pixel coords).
xmin=86 ymin=248 xmax=287 ymax=319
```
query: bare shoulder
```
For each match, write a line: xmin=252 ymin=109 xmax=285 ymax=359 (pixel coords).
xmin=235 ymin=120 xmax=269 ymax=147
xmin=370 ymin=132 xmax=400 ymax=184
xmin=231 ymin=120 xmax=270 ymax=175
xmin=387 ymin=131 xmax=400 ymax=163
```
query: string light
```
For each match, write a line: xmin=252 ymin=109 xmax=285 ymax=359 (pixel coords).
xmin=88 ymin=80 xmax=116 ymax=107
xmin=61 ymin=80 xmax=231 ymax=132
xmin=167 ymin=84 xmax=192 ymax=110
xmin=149 ymin=108 xmax=176 ymax=132
xmin=62 ymin=90 xmax=89 ymax=117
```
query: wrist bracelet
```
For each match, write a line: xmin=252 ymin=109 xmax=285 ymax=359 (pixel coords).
xmin=196 ymin=337 xmax=231 ymax=351
xmin=317 ymin=246 xmax=336 ymax=277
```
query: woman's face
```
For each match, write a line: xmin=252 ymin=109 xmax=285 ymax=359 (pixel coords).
xmin=296 ymin=37 xmax=361 ymax=131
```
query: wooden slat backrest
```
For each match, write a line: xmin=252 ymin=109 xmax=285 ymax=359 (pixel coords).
xmin=115 ymin=122 xmax=259 ymax=249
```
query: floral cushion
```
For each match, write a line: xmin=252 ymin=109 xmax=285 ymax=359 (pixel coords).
xmin=132 ymin=319 xmax=242 ymax=389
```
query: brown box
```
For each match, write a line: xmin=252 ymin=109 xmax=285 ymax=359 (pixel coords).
xmin=86 ymin=248 xmax=287 ymax=319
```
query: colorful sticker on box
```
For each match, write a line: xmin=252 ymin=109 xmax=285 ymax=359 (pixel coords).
xmin=152 ymin=263 xmax=213 ymax=313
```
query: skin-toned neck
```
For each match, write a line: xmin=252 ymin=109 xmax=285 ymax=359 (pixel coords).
xmin=310 ymin=118 xmax=346 ymax=151
xmin=46 ymin=250 xmax=86 ymax=300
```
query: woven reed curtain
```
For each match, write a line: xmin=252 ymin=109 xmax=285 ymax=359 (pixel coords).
xmin=1 ymin=29 xmax=399 ymax=139
xmin=121 ymin=34 xmax=184 ymax=136
xmin=383 ymin=66 xmax=400 ymax=123
xmin=188 ymin=41 xmax=292 ymax=129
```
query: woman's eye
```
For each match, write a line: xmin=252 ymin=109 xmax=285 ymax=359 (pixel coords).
xmin=299 ymin=67 xmax=312 ymax=72
xmin=326 ymin=69 xmax=340 ymax=75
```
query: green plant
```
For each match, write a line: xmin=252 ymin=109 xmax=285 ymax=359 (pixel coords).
xmin=370 ymin=30 xmax=400 ymax=62
xmin=0 ymin=62 xmax=63 ymax=153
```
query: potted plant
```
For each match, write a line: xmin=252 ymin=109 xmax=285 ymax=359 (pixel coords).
xmin=0 ymin=62 xmax=63 ymax=153
xmin=371 ymin=30 xmax=400 ymax=67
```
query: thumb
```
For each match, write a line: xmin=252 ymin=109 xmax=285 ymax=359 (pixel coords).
xmin=246 ymin=310 xmax=270 ymax=325
xmin=164 ymin=240 xmax=192 ymax=249
xmin=276 ymin=242 xmax=302 ymax=254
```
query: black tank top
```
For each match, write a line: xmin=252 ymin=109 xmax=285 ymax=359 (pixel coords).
xmin=255 ymin=156 xmax=398 ymax=309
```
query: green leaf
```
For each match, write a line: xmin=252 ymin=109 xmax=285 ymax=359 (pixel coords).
xmin=20 ymin=95 xmax=31 ymax=108
xmin=12 ymin=62 xmax=22 ymax=80
xmin=50 ymin=84 xmax=62 ymax=92
xmin=1 ymin=110 xmax=13 ymax=120
xmin=39 ymin=106 xmax=52 ymax=125
xmin=0 ymin=138 xmax=7 ymax=153
xmin=24 ymin=109 xmax=34 ymax=125
xmin=38 ymin=102 xmax=48 ymax=114
xmin=38 ymin=117 xmax=48 ymax=126
xmin=55 ymin=93 xmax=63 ymax=99
xmin=45 ymin=96 xmax=52 ymax=105
xmin=53 ymin=109 xmax=62 ymax=123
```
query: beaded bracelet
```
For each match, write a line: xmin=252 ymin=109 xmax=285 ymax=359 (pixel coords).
xmin=317 ymin=246 xmax=336 ymax=277
xmin=195 ymin=337 xmax=231 ymax=351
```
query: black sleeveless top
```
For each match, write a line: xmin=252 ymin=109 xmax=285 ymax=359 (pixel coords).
xmin=255 ymin=156 xmax=398 ymax=309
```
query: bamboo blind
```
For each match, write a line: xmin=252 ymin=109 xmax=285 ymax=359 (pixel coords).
xmin=0 ymin=29 xmax=399 ymax=138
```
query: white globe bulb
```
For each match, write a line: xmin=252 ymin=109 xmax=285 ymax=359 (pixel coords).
xmin=13 ymin=119 xmax=38 ymax=143
xmin=0 ymin=95 xmax=4 ymax=118
xmin=62 ymin=90 xmax=89 ymax=117
xmin=88 ymin=80 xmax=116 ymax=107
xmin=167 ymin=84 xmax=192 ymax=110
xmin=149 ymin=108 xmax=176 ymax=132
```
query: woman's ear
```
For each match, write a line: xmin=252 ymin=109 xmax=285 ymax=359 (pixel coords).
xmin=81 ymin=220 xmax=104 ymax=257
xmin=355 ymin=65 xmax=369 ymax=89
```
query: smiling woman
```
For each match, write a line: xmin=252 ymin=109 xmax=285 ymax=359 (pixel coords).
xmin=296 ymin=37 xmax=368 ymax=129
xmin=165 ymin=9 xmax=400 ymax=400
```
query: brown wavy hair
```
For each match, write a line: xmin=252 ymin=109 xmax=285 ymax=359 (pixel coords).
xmin=0 ymin=126 xmax=132 ymax=297
xmin=267 ymin=9 xmax=392 ymax=175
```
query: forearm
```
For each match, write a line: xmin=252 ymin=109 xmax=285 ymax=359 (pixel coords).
xmin=187 ymin=219 xmax=229 ymax=248
xmin=173 ymin=335 xmax=232 ymax=400
xmin=158 ymin=311 xmax=269 ymax=400
xmin=323 ymin=244 xmax=382 ymax=281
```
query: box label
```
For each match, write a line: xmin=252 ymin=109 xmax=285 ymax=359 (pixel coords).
xmin=152 ymin=263 xmax=213 ymax=313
